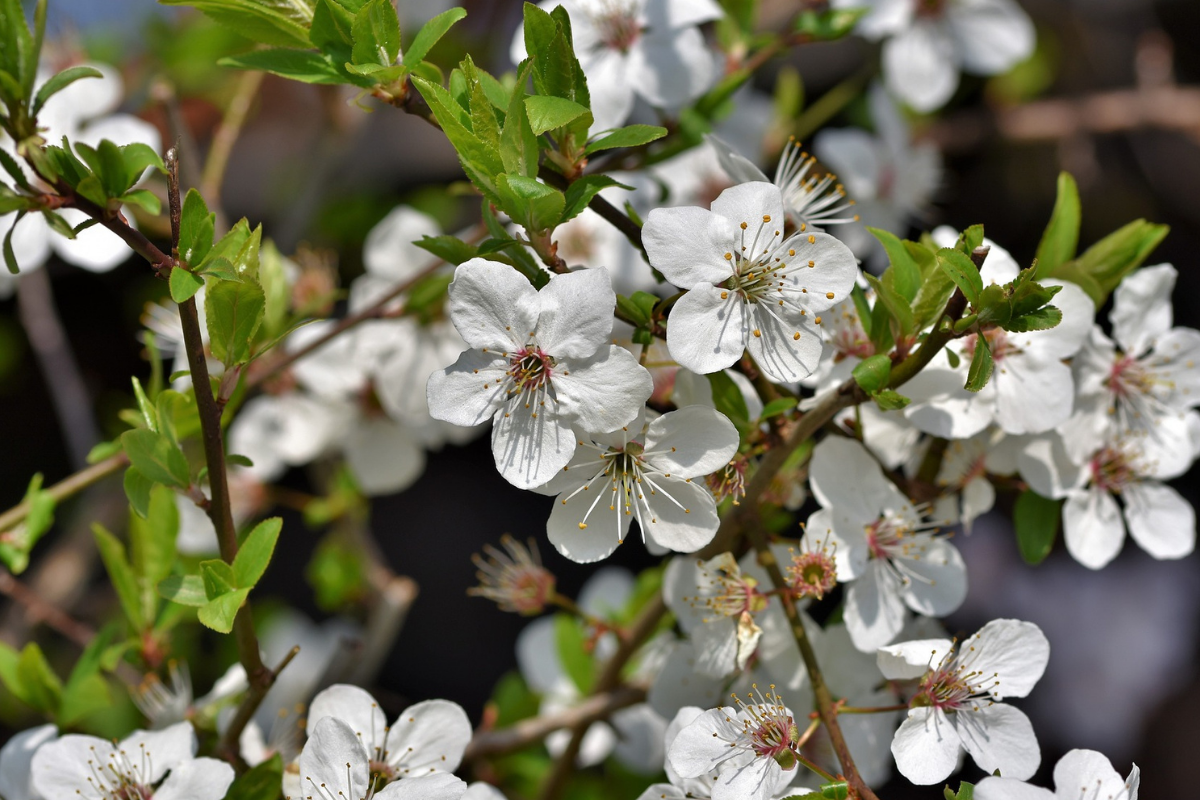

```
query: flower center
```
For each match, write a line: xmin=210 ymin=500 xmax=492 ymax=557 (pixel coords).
xmin=591 ymin=1 xmax=642 ymax=52
xmin=1089 ymin=446 xmax=1137 ymax=493
xmin=729 ymin=684 xmax=800 ymax=769
xmin=470 ymin=535 xmax=556 ymax=615
xmin=774 ymin=138 xmax=859 ymax=230
xmin=508 ymin=347 xmax=554 ymax=393
xmin=706 ymin=456 xmax=748 ymax=505
xmin=1106 ymin=354 xmax=1159 ymax=400
xmin=865 ymin=514 xmax=910 ymax=560
xmin=963 ymin=327 xmax=1017 ymax=362
xmin=84 ymin=744 xmax=157 ymax=800
xmin=787 ymin=549 xmax=838 ymax=601
xmin=686 ymin=554 xmax=767 ymax=620
xmin=911 ymin=642 xmax=1000 ymax=713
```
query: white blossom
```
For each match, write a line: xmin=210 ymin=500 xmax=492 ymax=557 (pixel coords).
xmin=0 ymin=724 xmax=55 ymax=800
xmin=878 ymin=618 xmax=1049 ymax=784
xmin=643 ymin=181 xmax=858 ymax=383
xmin=975 ymin=748 xmax=1139 ymax=800
xmin=427 ymin=259 xmax=652 ymax=489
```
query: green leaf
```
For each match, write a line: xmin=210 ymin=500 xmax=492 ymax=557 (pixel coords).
xmin=123 ymin=467 xmax=153 ymax=518
xmin=120 ymin=188 xmax=161 ymax=215
xmin=201 ymin=559 xmax=239 ymax=599
xmin=585 ymin=123 xmax=668 ymax=155
xmin=414 ymin=234 xmax=479 ymax=265
xmin=873 ymin=389 xmax=911 ymax=411
xmin=198 ymin=588 xmax=251 ymax=634
xmin=706 ymin=370 xmax=750 ymax=427
xmin=179 ymin=188 xmax=214 ymax=267
xmin=159 ymin=0 xmax=315 ymax=49
xmin=0 ymin=474 xmax=55 ymax=574
xmin=169 ymin=267 xmax=205 ymax=304
xmin=310 ymin=0 xmax=354 ymax=51
xmin=945 ymin=781 xmax=975 ymax=800
xmin=130 ymin=377 xmax=157 ymax=434
xmin=233 ymin=517 xmax=282 ymax=589
xmin=561 ymin=175 xmax=630 ymax=225
xmin=93 ymin=524 xmax=145 ymax=629
xmin=1014 ymin=490 xmax=1061 ymax=565
xmin=205 ymin=278 xmax=266 ymax=367
xmin=554 ymin=613 xmax=594 ymax=694
xmin=60 ymin=626 xmax=115 ymax=725
xmin=411 ymin=75 xmax=504 ymax=204
xmin=120 ymin=428 xmax=191 ymax=488
xmin=16 ymin=643 xmax=62 ymax=715
xmin=31 ymin=65 xmax=102 ymax=115
xmin=120 ymin=142 xmax=166 ymax=182
xmin=0 ymin=148 xmax=33 ymax=191
xmin=616 ymin=294 xmax=651 ymax=327
xmin=819 ymin=780 xmax=851 ymax=799
xmin=862 ymin=272 xmax=915 ymax=339
xmin=131 ymin=485 xmax=179 ymax=590
xmin=158 ymin=574 xmax=209 ymax=607
xmin=869 ymin=227 xmax=920 ymax=301
xmin=1068 ymin=219 xmax=1169 ymax=301
xmin=497 ymin=174 xmax=565 ymax=232
xmin=1005 ymin=305 xmax=1062 ymax=333
xmin=759 ymin=397 xmax=798 ymax=419
xmin=501 ymin=61 xmax=538 ymax=179
xmin=219 ymin=49 xmax=346 ymax=85
xmin=964 ymin=335 xmax=993 ymax=393
xmin=794 ymin=8 xmax=865 ymax=39
xmin=524 ymin=95 xmax=590 ymax=135
xmin=1034 ymin=172 xmax=1080 ymax=279
xmin=3 ymin=211 xmax=25 ymax=274
xmin=225 ymin=754 xmax=284 ymax=800
xmin=402 ymin=6 xmax=467 ymax=68
xmin=852 ymin=354 xmax=892 ymax=394
xmin=351 ymin=0 xmax=401 ymax=66
xmin=937 ymin=247 xmax=984 ymax=308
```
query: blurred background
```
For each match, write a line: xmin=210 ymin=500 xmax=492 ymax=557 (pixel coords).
xmin=1 ymin=0 xmax=1198 ymax=796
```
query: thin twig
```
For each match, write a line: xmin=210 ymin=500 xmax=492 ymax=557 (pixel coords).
xmin=200 ymin=70 xmax=265 ymax=232
xmin=0 ymin=568 xmax=95 ymax=648
xmin=0 ymin=454 xmax=126 ymax=533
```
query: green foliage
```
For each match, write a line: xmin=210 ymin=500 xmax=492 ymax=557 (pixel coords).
xmin=760 ymin=397 xmax=798 ymax=419
xmin=852 ymin=354 xmax=892 ymax=395
xmin=1014 ymin=490 xmax=1061 ymax=565
xmin=205 ymin=277 xmax=266 ymax=367
xmin=306 ymin=531 xmax=369 ymax=610
xmin=1034 ymin=172 xmax=1080 ymax=278
xmin=120 ymin=428 xmax=191 ymax=489
xmin=0 ymin=641 xmax=62 ymax=716
xmin=964 ymin=334 xmax=993 ymax=393
xmin=179 ymin=188 xmax=216 ymax=267
xmin=159 ymin=0 xmax=316 ymax=49
xmin=524 ymin=95 xmax=590 ymax=135
xmin=233 ymin=517 xmax=282 ymax=588
xmin=946 ymin=781 xmax=975 ymax=800
xmin=937 ymin=247 xmax=984 ymax=308
xmin=489 ymin=670 xmax=541 ymax=728
xmin=226 ymin=754 xmax=284 ymax=800
xmin=584 ymin=124 xmax=667 ymax=155
xmin=0 ymin=473 xmax=54 ymax=573
xmin=794 ymin=8 xmax=866 ymax=39
xmin=707 ymin=370 xmax=751 ymax=429
xmin=553 ymin=613 xmax=594 ymax=694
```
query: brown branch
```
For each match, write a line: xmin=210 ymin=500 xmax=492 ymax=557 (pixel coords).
xmin=0 ymin=568 xmax=95 ymax=648
xmin=0 ymin=454 xmax=126 ymax=533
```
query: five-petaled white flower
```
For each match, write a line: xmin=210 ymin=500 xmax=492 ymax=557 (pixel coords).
xmin=833 ymin=0 xmax=1036 ymax=112
xmin=511 ymin=0 xmax=724 ymax=132
xmin=808 ymin=436 xmax=968 ymax=652
xmin=31 ymin=721 xmax=233 ymax=800
xmin=644 ymin=182 xmax=858 ymax=383
xmin=535 ymin=406 xmax=739 ymax=561
xmin=667 ymin=684 xmax=804 ymax=800
xmin=877 ymin=618 xmax=1050 ymax=785
xmin=975 ymin=748 xmax=1139 ymax=800
xmin=427 ymin=259 xmax=653 ymax=489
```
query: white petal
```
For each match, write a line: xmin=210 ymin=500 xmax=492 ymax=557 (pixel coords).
xmin=644 ymin=406 xmax=740 ymax=477
xmin=536 ymin=267 xmax=616 ymax=358
xmin=882 ymin=22 xmax=959 ymax=112
xmin=515 ymin=616 xmax=566 ymax=694
xmin=844 ymin=561 xmax=907 ymax=652
xmin=491 ymin=395 xmax=577 ymax=489
xmin=666 ymin=707 xmax=738 ymax=778
xmin=902 ymin=363 xmax=994 ymax=438
xmin=974 ymin=776 xmax=1055 ymax=800
xmin=666 ymin=285 xmax=748 ymax=374
xmin=426 ymin=349 xmax=509 ymax=428
xmin=628 ymin=26 xmax=717 ymax=109
xmin=992 ymin=357 xmax=1075 ymax=435
xmin=784 ymin=232 xmax=861 ymax=313
xmin=708 ymin=133 xmax=771 ymax=184
xmin=690 ymin=616 xmax=740 ymax=678
xmin=554 ymin=345 xmax=653 ymax=434
xmin=0 ymin=724 xmax=56 ymax=800
xmin=121 ymin=722 xmax=197 ymax=783
xmin=1052 ymin=749 xmax=1135 ymax=800
xmin=711 ymin=182 xmax=785 ymax=231
xmin=364 ymin=206 xmax=442 ymax=281
xmin=643 ymin=206 xmax=732 ymax=288
xmin=344 ymin=417 xmax=425 ymax=496
xmin=898 ymin=537 xmax=968 ymax=618
xmin=1123 ymin=481 xmax=1196 ymax=560
xmin=1022 ymin=280 xmax=1093 ymax=361
xmin=51 ymin=207 xmax=133 ymax=272
xmin=810 ymin=436 xmax=907 ymax=524
xmin=746 ymin=305 xmax=823 ymax=383
xmin=813 ymin=129 xmax=882 ymax=199
xmin=1017 ymin=434 xmax=1084 ymax=499
xmin=154 ymin=757 xmax=234 ymax=800
xmin=891 ymin=706 xmax=962 ymax=785
xmin=961 ymin=476 xmax=996 ymax=530
xmin=32 ymin=735 xmax=113 ymax=798
xmin=956 ymin=703 xmax=1040 ymax=781
xmin=1111 ymin=264 xmax=1175 ymax=355
xmin=578 ymin=567 xmax=635 ymax=617
xmin=581 ymin=48 xmax=635 ymax=132
xmin=1063 ymin=489 xmax=1125 ymax=570
xmin=641 ymin=475 xmax=722 ymax=553
xmin=297 ymin=717 xmax=370 ymax=800
xmin=386 ymin=699 xmax=472 ymax=774
xmin=447 ymin=258 xmax=540 ymax=351
xmin=963 ymin=619 xmax=1050 ymax=699
xmin=375 ymin=773 xmax=468 ymax=800
xmin=877 ymin=638 xmax=955 ymax=680
xmin=463 ymin=782 xmax=508 ymax=800
xmin=547 ymin=484 xmax=629 ymax=563
xmin=0 ymin=212 xmax=50 ymax=275
xmin=611 ymin=704 xmax=669 ymax=774
xmin=651 ymin=0 xmax=724 ymax=30
xmin=307 ymin=684 xmax=388 ymax=740
xmin=948 ymin=0 xmax=1036 ymax=76
xmin=713 ymin=755 xmax=779 ymax=800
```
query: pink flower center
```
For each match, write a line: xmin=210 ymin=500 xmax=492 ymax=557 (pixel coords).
xmin=470 ymin=535 xmax=556 ymax=615
xmin=963 ymin=327 xmax=1016 ymax=362
xmin=1106 ymin=355 xmax=1154 ymax=399
xmin=507 ymin=347 xmax=554 ymax=394
xmin=1089 ymin=446 xmax=1136 ymax=493
xmin=787 ymin=550 xmax=838 ymax=601
xmin=706 ymin=457 xmax=748 ymax=505
xmin=593 ymin=3 xmax=642 ymax=52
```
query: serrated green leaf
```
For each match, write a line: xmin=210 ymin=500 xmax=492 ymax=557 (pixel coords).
xmin=131 ymin=484 xmax=179 ymax=591
xmin=501 ymin=61 xmax=538 ymax=179
xmin=584 ymin=124 xmax=667 ymax=155
xmin=1034 ymin=172 xmax=1080 ymax=279
xmin=31 ymin=65 xmax=101 ymax=115
xmin=219 ymin=49 xmax=346 ymax=85
xmin=120 ymin=428 xmax=190 ymax=488
xmin=863 ymin=272 xmax=915 ymax=339
xmin=1005 ymin=305 xmax=1062 ymax=332
xmin=414 ymin=234 xmax=478 ymax=265
xmin=412 ymin=75 xmax=504 ymax=203
xmin=524 ymin=95 xmax=590 ymax=135
xmin=852 ymin=353 xmax=892 ymax=394
xmin=16 ymin=643 xmax=62 ymax=715
xmin=201 ymin=559 xmax=239 ymax=598
xmin=159 ymin=0 xmax=315 ymax=48
xmin=497 ymin=174 xmax=565 ymax=233
xmin=157 ymin=575 xmax=209 ymax=607
xmin=179 ymin=188 xmax=214 ymax=267
xmin=964 ymin=335 xmax=993 ymax=393
xmin=937 ymin=247 xmax=984 ymax=307
xmin=130 ymin=376 xmax=157 ymax=432
xmin=616 ymin=294 xmax=651 ymax=327
xmin=402 ymin=6 xmax=467 ymax=68
xmin=198 ymin=588 xmax=251 ymax=634
xmin=205 ymin=278 xmax=266 ymax=367
xmin=351 ymin=0 xmax=400 ymax=66
xmin=945 ymin=780 xmax=975 ymax=800
xmin=233 ymin=517 xmax=282 ymax=590
xmin=561 ymin=174 xmax=630 ymax=225
xmin=1014 ymin=490 xmax=1061 ymax=565
xmin=123 ymin=467 xmax=153 ymax=518
xmin=0 ymin=474 xmax=55 ymax=574
xmin=93 ymin=524 xmax=145 ymax=629
xmin=169 ymin=267 xmax=205 ymax=304
xmin=1070 ymin=219 xmax=1169 ymax=300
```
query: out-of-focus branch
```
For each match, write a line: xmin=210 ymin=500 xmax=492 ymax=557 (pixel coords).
xmin=464 ymin=683 xmax=647 ymax=763
xmin=928 ymin=85 xmax=1200 ymax=152
xmin=200 ymin=70 xmax=265 ymax=232
xmin=0 ymin=568 xmax=95 ymax=648
xmin=0 ymin=454 xmax=126 ymax=533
